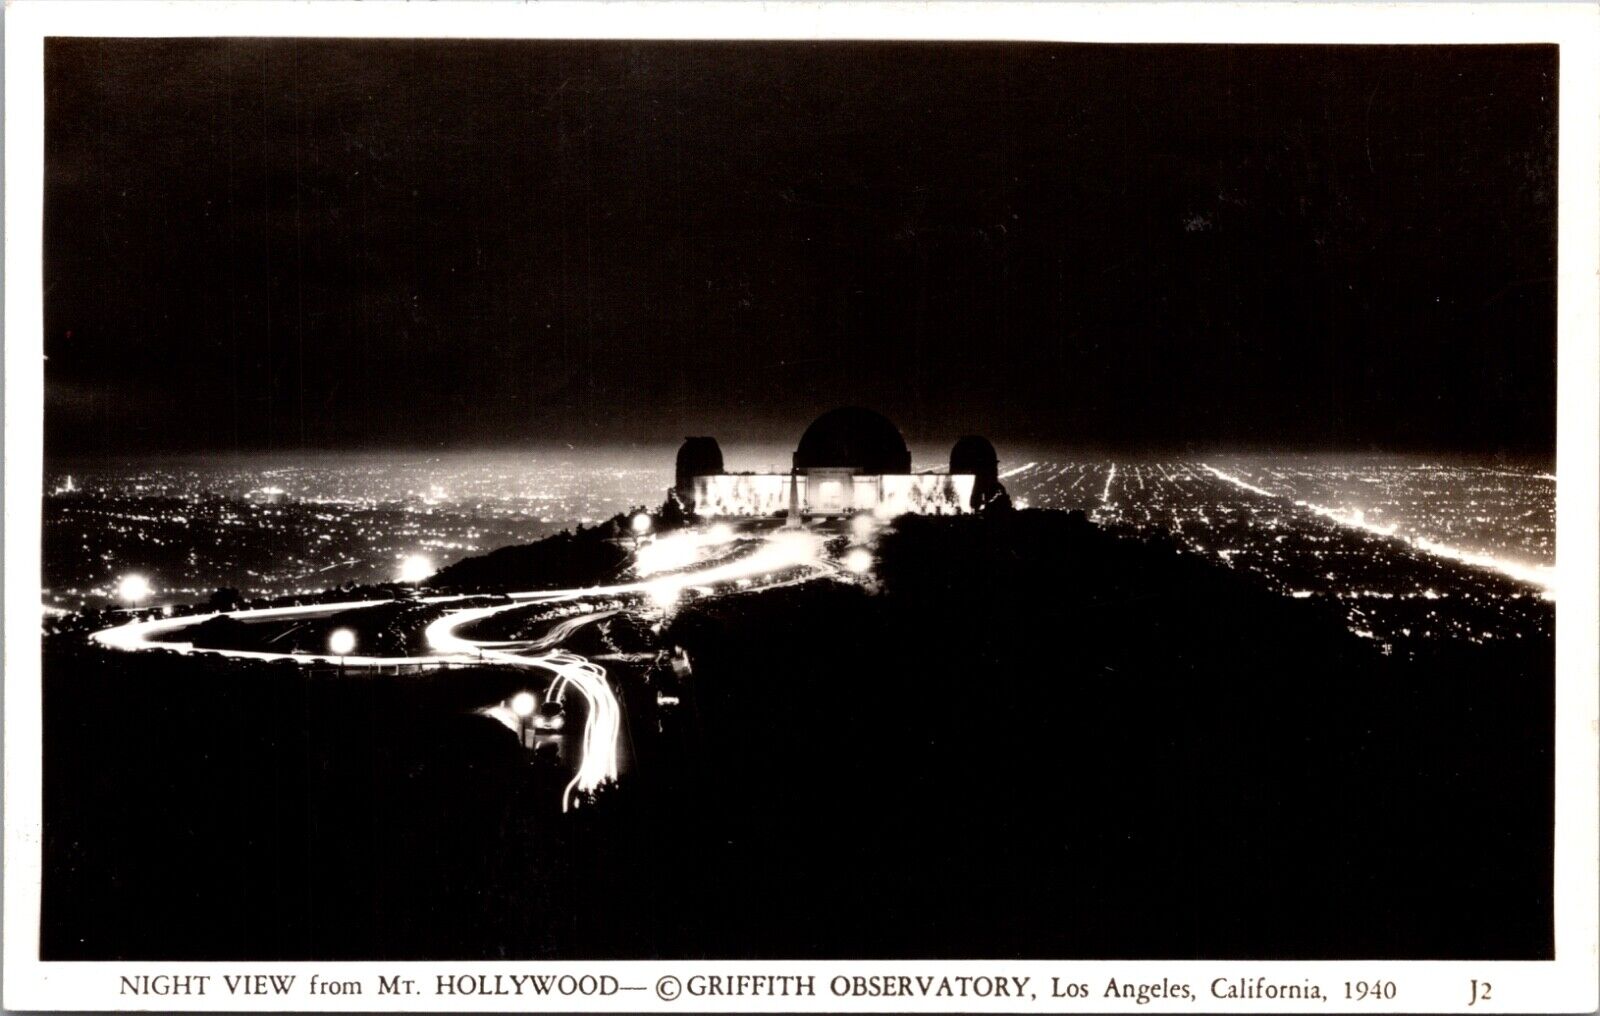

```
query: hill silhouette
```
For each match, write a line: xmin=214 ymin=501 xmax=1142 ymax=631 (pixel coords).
xmin=424 ymin=518 xmax=634 ymax=592
xmin=636 ymin=510 xmax=1551 ymax=958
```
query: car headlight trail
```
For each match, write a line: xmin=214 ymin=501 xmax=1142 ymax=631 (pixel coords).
xmin=90 ymin=527 xmax=832 ymax=811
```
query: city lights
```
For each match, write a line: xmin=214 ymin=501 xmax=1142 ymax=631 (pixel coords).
xmin=1204 ymin=464 xmax=1556 ymax=598
xmin=993 ymin=459 xmax=1554 ymax=647
xmin=42 ymin=455 xmax=673 ymax=611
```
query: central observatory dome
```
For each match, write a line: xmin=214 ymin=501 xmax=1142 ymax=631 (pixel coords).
xmin=794 ymin=407 xmax=912 ymax=475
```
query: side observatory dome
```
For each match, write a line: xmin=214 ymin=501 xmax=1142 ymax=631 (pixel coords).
xmin=950 ymin=434 xmax=1008 ymax=512
xmin=793 ymin=408 xmax=912 ymax=475
xmin=675 ymin=437 xmax=724 ymax=495
xmin=949 ymin=435 xmax=1000 ymax=482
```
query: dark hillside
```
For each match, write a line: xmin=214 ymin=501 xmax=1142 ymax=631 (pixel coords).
xmin=640 ymin=510 xmax=1552 ymax=958
xmin=41 ymin=510 xmax=1552 ymax=960
xmin=41 ymin=651 xmax=580 ymax=959
xmin=425 ymin=524 xmax=631 ymax=592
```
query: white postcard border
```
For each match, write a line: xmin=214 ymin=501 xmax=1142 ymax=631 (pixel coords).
xmin=5 ymin=2 xmax=1597 ymax=1012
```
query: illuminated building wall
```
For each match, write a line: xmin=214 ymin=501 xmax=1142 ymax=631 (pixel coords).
xmin=690 ymin=473 xmax=975 ymax=518
xmin=689 ymin=474 xmax=790 ymax=517
xmin=881 ymin=474 xmax=975 ymax=515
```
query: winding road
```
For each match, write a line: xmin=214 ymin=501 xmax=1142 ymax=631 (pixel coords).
xmin=91 ymin=526 xmax=833 ymax=810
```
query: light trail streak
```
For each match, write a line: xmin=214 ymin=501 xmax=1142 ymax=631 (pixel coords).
xmin=1201 ymin=464 xmax=1556 ymax=597
xmin=633 ymin=524 xmax=740 ymax=576
xmin=91 ymin=595 xmax=484 ymax=666
xmin=1200 ymin=466 xmax=1273 ymax=498
xmin=92 ymin=526 xmax=833 ymax=811
xmin=998 ymin=461 xmax=1037 ymax=479
xmin=1471 ymin=466 xmax=1557 ymax=483
xmin=423 ymin=599 xmax=620 ymax=809
xmin=1091 ymin=464 xmax=1118 ymax=521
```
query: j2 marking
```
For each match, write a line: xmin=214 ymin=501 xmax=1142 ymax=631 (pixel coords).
xmin=1469 ymin=979 xmax=1494 ymax=1006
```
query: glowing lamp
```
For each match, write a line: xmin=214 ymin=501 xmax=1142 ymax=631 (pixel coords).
xmin=647 ymin=578 xmax=683 ymax=609
xmin=397 ymin=553 xmax=434 ymax=583
xmin=510 ymin=691 xmax=537 ymax=718
xmin=328 ymin=628 xmax=357 ymax=656
xmin=634 ymin=533 xmax=699 ymax=576
xmin=844 ymin=547 xmax=874 ymax=575
xmin=116 ymin=573 xmax=152 ymax=603
xmin=850 ymin=514 xmax=878 ymax=543
xmin=631 ymin=512 xmax=653 ymax=536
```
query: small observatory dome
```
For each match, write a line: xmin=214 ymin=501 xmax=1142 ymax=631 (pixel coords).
xmin=675 ymin=437 xmax=725 ymax=495
xmin=949 ymin=435 xmax=1000 ymax=483
xmin=793 ymin=408 xmax=913 ymax=475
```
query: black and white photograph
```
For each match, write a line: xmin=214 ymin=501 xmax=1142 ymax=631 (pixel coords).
xmin=4 ymin=3 xmax=1598 ymax=1012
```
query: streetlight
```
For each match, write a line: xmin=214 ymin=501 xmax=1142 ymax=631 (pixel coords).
xmin=397 ymin=553 xmax=434 ymax=584
xmin=844 ymin=547 xmax=874 ymax=575
xmin=630 ymin=511 xmax=654 ymax=553
xmin=510 ymin=691 xmax=537 ymax=748
xmin=328 ymin=627 xmax=356 ymax=673
xmin=647 ymin=577 xmax=683 ymax=612
xmin=850 ymin=514 xmax=878 ymax=543
xmin=117 ymin=573 xmax=152 ymax=605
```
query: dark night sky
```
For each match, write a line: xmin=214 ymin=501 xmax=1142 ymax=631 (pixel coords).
xmin=44 ymin=40 xmax=1556 ymax=457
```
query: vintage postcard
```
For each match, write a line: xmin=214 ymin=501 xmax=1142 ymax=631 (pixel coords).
xmin=4 ymin=2 xmax=1597 ymax=1012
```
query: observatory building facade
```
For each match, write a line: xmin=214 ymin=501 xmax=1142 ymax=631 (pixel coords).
xmin=674 ymin=408 xmax=1006 ymax=520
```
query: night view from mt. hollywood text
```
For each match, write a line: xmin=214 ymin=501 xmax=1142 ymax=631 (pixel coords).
xmin=41 ymin=39 xmax=1555 ymax=963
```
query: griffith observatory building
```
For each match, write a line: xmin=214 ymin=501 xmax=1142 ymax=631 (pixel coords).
xmin=673 ymin=407 xmax=1007 ymax=521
